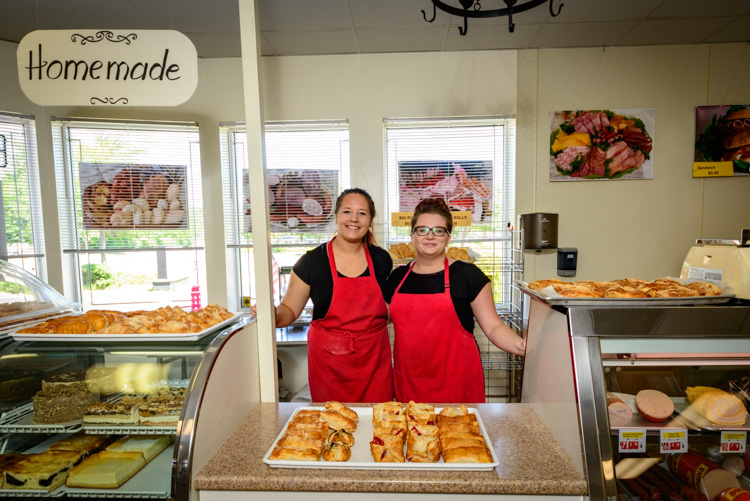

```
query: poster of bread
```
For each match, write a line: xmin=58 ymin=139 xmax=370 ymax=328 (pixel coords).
xmin=694 ymin=105 xmax=750 ymax=177
xmin=549 ymin=109 xmax=655 ymax=181
xmin=243 ymin=169 xmax=338 ymax=232
xmin=79 ymin=163 xmax=188 ymax=230
xmin=398 ymin=161 xmax=493 ymax=223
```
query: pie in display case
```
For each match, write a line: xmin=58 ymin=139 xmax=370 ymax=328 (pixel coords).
xmin=521 ymin=292 xmax=750 ymax=501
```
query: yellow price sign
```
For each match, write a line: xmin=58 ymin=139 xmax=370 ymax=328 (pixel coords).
xmin=391 ymin=211 xmax=472 ymax=227
xmin=692 ymin=162 xmax=734 ymax=177
xmin=241 ymin=296 xmax=252 ymax=308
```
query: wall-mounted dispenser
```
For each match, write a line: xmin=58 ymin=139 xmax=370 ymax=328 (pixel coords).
xmin=520 ymin=213 xmax=558 ymax=251
xmin=557 ymin=248 xmax=578 ymax=277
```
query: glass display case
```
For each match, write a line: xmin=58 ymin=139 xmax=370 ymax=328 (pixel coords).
xmin=0 ymin=260 xmax=81 ymax=335
xmin=521 ymin=296 xmax=750 ymax=501
xmin=0 ymin=268 xmax=257 ymax=501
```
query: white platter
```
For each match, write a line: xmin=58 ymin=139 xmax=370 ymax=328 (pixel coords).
xmin=263 ymin=406 xmax=499 ymax=471
xmin=10 ymin=313 xmax=243 ymax=342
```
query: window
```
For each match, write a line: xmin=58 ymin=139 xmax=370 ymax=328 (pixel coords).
xmin=52 ymin=118 xmax=204 ymax=311
xmin=0 ymin=111 xmax=46 ymax=279
xmin=384 ymin=117 xmax=521 ymax=401
xmin=220 ymin=121 xmax=350 ymax=310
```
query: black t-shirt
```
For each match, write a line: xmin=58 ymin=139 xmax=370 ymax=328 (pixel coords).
xmin=293 ymin=243 xmax=393 ymax=320
xmin=384 ymin=261 xmax=490 ymax=333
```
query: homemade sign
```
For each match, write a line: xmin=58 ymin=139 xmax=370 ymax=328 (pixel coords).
xmin=17 ymin=30 xmax=198 ymax=106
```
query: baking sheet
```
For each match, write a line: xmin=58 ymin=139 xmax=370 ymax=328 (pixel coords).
xmin=519 ymin=283 xmax=734 ymax=307
xmin=10 ymin=313 xmax=243 ymax=342
xmin=263 ymin=406 xmax=499 ymax=471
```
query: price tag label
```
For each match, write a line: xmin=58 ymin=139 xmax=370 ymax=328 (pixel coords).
xmin=692 ymin=161 xmax=734 ymax=177
xmin=618 ymin=429 xmax=646 ymax=453
xmin=720 ymin=431 xmax=747 ymax=453
xmin=659 ymin=429 xmax=687 ymax=454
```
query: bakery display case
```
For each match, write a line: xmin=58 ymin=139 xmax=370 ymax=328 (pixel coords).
xmin=0 ymin=311 xmax=258 ymax=499
xmin=521 ymin=294 xmax=750 ymax=500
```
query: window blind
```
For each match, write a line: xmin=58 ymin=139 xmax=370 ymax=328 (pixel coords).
xmin=220 ymin=121 xmax=350 ymax=309
xmin=384 ymin=116 xmax=518 ymax=306
xmin=51 ymin=118 xmax=205 ymax=308
xmin=0 ymin=111 xmax=46 ymax=278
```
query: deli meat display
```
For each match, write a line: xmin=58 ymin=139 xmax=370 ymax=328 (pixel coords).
xmin=521 ymin=290 xmax=750 ymax=501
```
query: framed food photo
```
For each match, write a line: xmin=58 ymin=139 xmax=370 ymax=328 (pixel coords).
xmin=398 ymin=160 xmax=493 ymax=223
xmin=79 ymin=163 xmax=188 ymax=230
xmin=694 ymin=105 xmax=750 ymax=177
xmin=244 ymin=169 xmax=338 ymax=233
xmin=549 ymin=109 xmax=655 ymax=181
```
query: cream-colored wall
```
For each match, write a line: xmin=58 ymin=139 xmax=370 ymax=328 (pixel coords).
xmin=519 ymin=44 xmax=750 ymax=281
xmin=2 ymin=40 xmax=749 ymax=296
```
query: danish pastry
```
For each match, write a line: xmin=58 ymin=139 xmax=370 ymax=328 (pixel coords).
xmin=321 ymin=442 xmax=351 ymax=462
xmin=269 ymin=446 xmax=320 ymax=461
xmin=325 ymin=401 xmax=359 ymax=423
xmin=319 ymin=409 xmax=357 ymax=432
xmin=442 ymin=445 xmax=493 ymax=463
xmin=328 ymin=429 xmax=354 ymax=447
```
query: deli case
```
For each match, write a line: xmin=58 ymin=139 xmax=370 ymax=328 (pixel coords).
xmin=521 ymin=292 xmax=750 ymax=501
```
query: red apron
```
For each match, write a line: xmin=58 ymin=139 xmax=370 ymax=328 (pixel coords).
xmin=390 ymin=259 xmax=485 ymax=403
xmin=307 ymin=239 xmax=393 ymax=403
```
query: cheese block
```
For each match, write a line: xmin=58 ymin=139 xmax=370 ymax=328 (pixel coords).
xmin=66 ymin=451 xmax=146 ymax=489
xmin=685 ymin=386 xmax=748 ymax=425
xmin=635 ymin=389 xmax=674 ymax=422
xmin=105 ymin=435 xmax=172 ymax=462
xmin=3 ymin=450 xmax=85 ymax=491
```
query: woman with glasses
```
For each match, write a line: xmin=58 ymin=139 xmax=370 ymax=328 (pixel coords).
xmin=255 ymin=188 xmax=394 ymax=402
xmin=385 ymin=197 xmax=526 ymax=403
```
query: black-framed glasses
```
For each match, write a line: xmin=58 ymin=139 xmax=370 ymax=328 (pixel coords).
xmin=412 ymin=226 xmax=449 ymax=237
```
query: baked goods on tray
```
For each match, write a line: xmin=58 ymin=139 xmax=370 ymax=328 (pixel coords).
xmin=371 ymin=401 xmax=406 ymax=462
xmin=405 ymin=401 xmax=440 ymax=463
xmin=16 ymin=303 xmax=235 ymax=335
xmin=437 ymin=405 xmax=493 ymax=463
xmin=32 ymin=386 xmax=100 ymax=424
xmin=526 ymin=277 xmax=724 ymax=299
xmin=105 ymin=435 xmax=172 ymax=462
xmin=66 ymin=451 xmax=146 ymax=489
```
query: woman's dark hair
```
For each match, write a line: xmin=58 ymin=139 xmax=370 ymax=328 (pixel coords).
xmin=411 ymin=197 xmax=453 ymax=234
xmin=335 ymin=188 xmax=377 ymax=245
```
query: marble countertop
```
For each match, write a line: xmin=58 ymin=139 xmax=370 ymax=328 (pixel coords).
xmin=195 ymin=403 xmax=588 ymax=496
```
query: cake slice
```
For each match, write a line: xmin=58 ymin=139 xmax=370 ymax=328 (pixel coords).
xmin=66 ymin=451 xmax=146 ymax=489
xmin=84 ymin=402 xmax=139 ymax=424
xmin=47 ymin=432 xmax=113 ymax=455
xmin=137 ymin=401 xmax=182 ymax=425
xmin=105 ymin=435 xmax=172 ymax=462
xmin=4 ymin=450 xmax=86 ymax=491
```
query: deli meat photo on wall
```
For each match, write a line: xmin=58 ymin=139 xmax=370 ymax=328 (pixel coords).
xmin=549 ymin=109 xmax=655 ymax=181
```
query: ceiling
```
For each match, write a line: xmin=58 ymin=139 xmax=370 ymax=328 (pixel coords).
xmin=2 ymin=0 xmax=750 ymax=59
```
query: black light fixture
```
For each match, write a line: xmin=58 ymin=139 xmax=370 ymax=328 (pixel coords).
xmin=422 ymin=0 xmax=564 ymax=35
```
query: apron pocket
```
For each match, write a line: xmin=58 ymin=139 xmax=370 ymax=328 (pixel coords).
xmin=320 ymin=330 xmax=354 ymax=356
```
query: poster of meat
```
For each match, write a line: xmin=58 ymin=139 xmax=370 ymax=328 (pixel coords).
xmin=398 ymin=161 xmax=492 ymax=222
xmin=79 ymin=163 xmax=188 ymax=230
xmin=694 ymin=105 xmax=750 ymax=176
xmin=244 ymin=169 xmax=338 ymax=233
xmin=549 ymin=109 xmax=654 ymax=181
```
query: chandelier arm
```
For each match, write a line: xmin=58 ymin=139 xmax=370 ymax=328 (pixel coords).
xmin=430 ymin=0 xmax=549 ymax=18
xmin=422 ymin=2 xmax=437 ymax=23
xmin=549 ymin=0 xmax=563 ymax=17
xmin=458 ymin=15 xmax=469 ymax=35
xmin=507 ymin=10 xmax=515 ymax=32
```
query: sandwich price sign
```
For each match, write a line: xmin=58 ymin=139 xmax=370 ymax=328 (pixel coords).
xmin=694 ymin=105 xmax=750 ymax=177
xmin=17 ymin=30 xmax=198 ymax=106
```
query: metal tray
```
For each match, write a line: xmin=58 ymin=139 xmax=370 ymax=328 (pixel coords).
xmin=263 ymin=406 xmax=499 ymax=471
xmin=519 ymin=285 xmax=734 ymax=307
xmin=10 ymin=313 xmax=243 ymax=342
